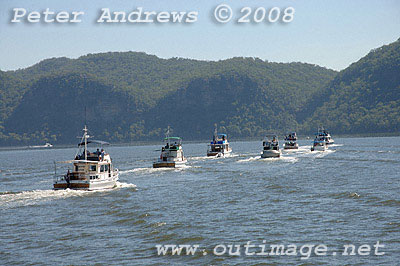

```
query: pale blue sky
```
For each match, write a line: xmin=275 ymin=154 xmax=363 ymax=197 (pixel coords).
xmin=0 ymin=0 xmax=399 ymax=71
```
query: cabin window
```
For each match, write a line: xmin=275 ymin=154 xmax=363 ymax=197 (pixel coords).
xmin=90 ymin=165 xmax=97 ymax=172
xmin=75 ymin=165 xmax=79 ymax=172
xmin=100 ymin=165 xmax=105 ymax=172
xmin=105 ymin=164 xmax=109 ymax=172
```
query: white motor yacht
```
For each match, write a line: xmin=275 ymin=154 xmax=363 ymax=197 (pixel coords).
xmin=283 ymin=132 xmax=299 ymax=149
xmin=53 ymin=125 xmax=119 ymax=190
xmin=316 ymin=127 xmax=334 ymax=145
xmin=261 ymin=135 xmax=281 ymax=158
xmin=207 ymin=126 xmax=232 ymax=157
xmin=153 ymin=128 xmax=187 ymax=168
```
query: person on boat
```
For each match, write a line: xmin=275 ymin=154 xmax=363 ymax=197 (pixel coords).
xmin=65 ymin=170 xmax=70 ymax=188
xmin=95 ymin=148 xmax=101 ymax=159
xmin=100 ymin=149 xmax=105 ymax=161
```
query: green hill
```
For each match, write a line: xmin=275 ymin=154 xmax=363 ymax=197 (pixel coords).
xmin=0 ymin=54 xmax=335 ymax=145
xmin=302 ymin=38 xmax=400 ymax=134
xmin=1 ymin=38 xmax=399 ymax=146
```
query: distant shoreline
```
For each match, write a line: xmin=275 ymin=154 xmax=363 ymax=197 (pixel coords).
xmin=0 ymin=133 xmax=399 ymax=151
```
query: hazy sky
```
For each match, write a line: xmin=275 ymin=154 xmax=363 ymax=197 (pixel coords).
xmin=0 ymin=0 xmax=399 ymax=71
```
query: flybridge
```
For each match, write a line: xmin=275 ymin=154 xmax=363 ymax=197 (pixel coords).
xmin=10 ymin=7 xmax=198 ymax=24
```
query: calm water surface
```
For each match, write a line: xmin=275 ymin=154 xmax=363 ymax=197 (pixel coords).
xmin=0 ymin=137 xmax=399 ymax=265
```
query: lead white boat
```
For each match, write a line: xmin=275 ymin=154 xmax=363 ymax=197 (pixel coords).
xmin=207 ymin=126 xmax=232 ymax=157
xmin=261 ymin=135 xmax=281 ymax=158
xmin=311 ymin=137 xmax=327 ymax=151
xmin=53 ymin=125 xmax=119 ymax=190
xmin=316 ymin=127 xmax=334 ymax=145
xmin=29 ymin=142 xmax=53 ymax=149
xmin=283 ymin=132 xmax=299 ymax=149
xmin=153 ymin=128 xmax=187 ymax=168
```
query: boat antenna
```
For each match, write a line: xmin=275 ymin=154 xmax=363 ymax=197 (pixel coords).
xmin=84 ymin=107 xmax=88 ymax=161
xmin=166 ymin=126 xmax=170 ymax=139
xmin=84 ymin=106 xmax=87 ymax=126
xmin=84 ymin=125 xmax=88 ymax=161
xmin=214 ymin=123 xmax=218 ymax=138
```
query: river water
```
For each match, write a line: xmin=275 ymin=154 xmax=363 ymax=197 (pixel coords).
xmin=0 ymin=137 xmax=399 ymax=265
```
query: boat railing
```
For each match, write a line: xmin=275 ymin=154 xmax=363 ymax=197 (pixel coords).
xmin=164 ymin=145 xmax=179 ymax=151
xmin=211 ymin=139 xmax=227 ymax=144
xmin=313 ymin=139 xmax=326 ymax=145
xmin=112 ymin=169 xmax=119 ymax=179
xmin=53 ymin=172 xmax=89 ymax=183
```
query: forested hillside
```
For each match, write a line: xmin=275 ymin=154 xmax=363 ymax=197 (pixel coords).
xmin=0 ymin=38 xmax=399 ymax=146
xmin=302 ymin=38 xmax=400 ymax=134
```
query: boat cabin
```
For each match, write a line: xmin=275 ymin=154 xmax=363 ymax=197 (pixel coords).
xmin=160 ymin=137 xmax=184 ymax=161
xmin=53 ymin=125 xmax=119 ymax=190
xmin=263 ymin=136 xmax=280 ymax=151
xmin=154 ymin=134 xmax=187 ymax=168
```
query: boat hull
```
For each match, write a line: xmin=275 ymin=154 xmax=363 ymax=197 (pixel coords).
xmin=53 ymin=178 xmax=118 ymax=191
xmin=261 ymin=150 xmax=281 ymax=158
xmin=311 ymin=145 xmax=326 ymax=151
xmin=207 ymin=150 xmax=232 ymax=157
xmin=283 ymin=144 xmax=299 ymax=149
xmin=153 ymin=160 xmax=187 ymax=168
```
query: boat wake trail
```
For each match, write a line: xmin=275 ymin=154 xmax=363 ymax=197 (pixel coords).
xmin=237 ymin=154 xmax=298 ymax=163
xmin=329 ymin=144 xmax=343 ymax=147
xmin=224 ymin=153 xmax=239 ymax=158
xmin=120 ymin=166 xmax=190 ymax=175
xmin=292 ymin=147 xmax=336 ymax=158
xmin=119 ymin=168 xmax=149 ymax=174
xmin=313 ymin=149 xmax=336 ymax=158
xmin=237 ymin=156 xmax=260 ymax=163
xmin=190 ymin=153 xmax=239 ymax=161
xmin=0 ymin=189 xmax=91 ymax=208
xmin=115 ymin=181 xmax=137 ymax=189
xmin=189 ymin=155 xmax=217 ymax=161
xmin=294 ymin=146 xmax=311 ymax=152
xmin=120 ymin=167 xmax=165 ymax=175
xmin=0 ymin=182 xmax=136 ymax=208
xmin=279 ymin=156 xmax=298 ymax=163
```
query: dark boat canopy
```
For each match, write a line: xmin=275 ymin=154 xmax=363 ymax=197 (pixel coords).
xmin=78 ymin=140 xmax=110 ymax=147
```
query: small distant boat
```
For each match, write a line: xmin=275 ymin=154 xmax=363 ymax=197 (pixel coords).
xmin=153 ymin=128 xmax=187 ymax=168
xmin=207 ymin=126 xmax=232 ymax=157
xmin=311 ymin=137 xmax=327 ymax=151
xmin=29 ymin=142 xmax=53 ymax=149
xmin=283 ymin=132 xmax=299 ymax=149
xmin=53 ymin=125 xmax=119 ymax=190
xmin=261 ymin=135 xmax=281 ymax=158
xmin=316 ymin=127 xmax=334 ymax=145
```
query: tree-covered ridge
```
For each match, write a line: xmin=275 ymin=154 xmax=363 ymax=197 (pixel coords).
xmin=302 ymin=38 xmax=400 ymax=134
xmin=1 ymin=38 xmax=399 ymax=146
xmin=0 ymin=52 xmax=336 ymax=145
xmin=0 ymin=71 xmax=26 ymax=121
xmin=11 ymin=53 xmax=336 ymax=108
